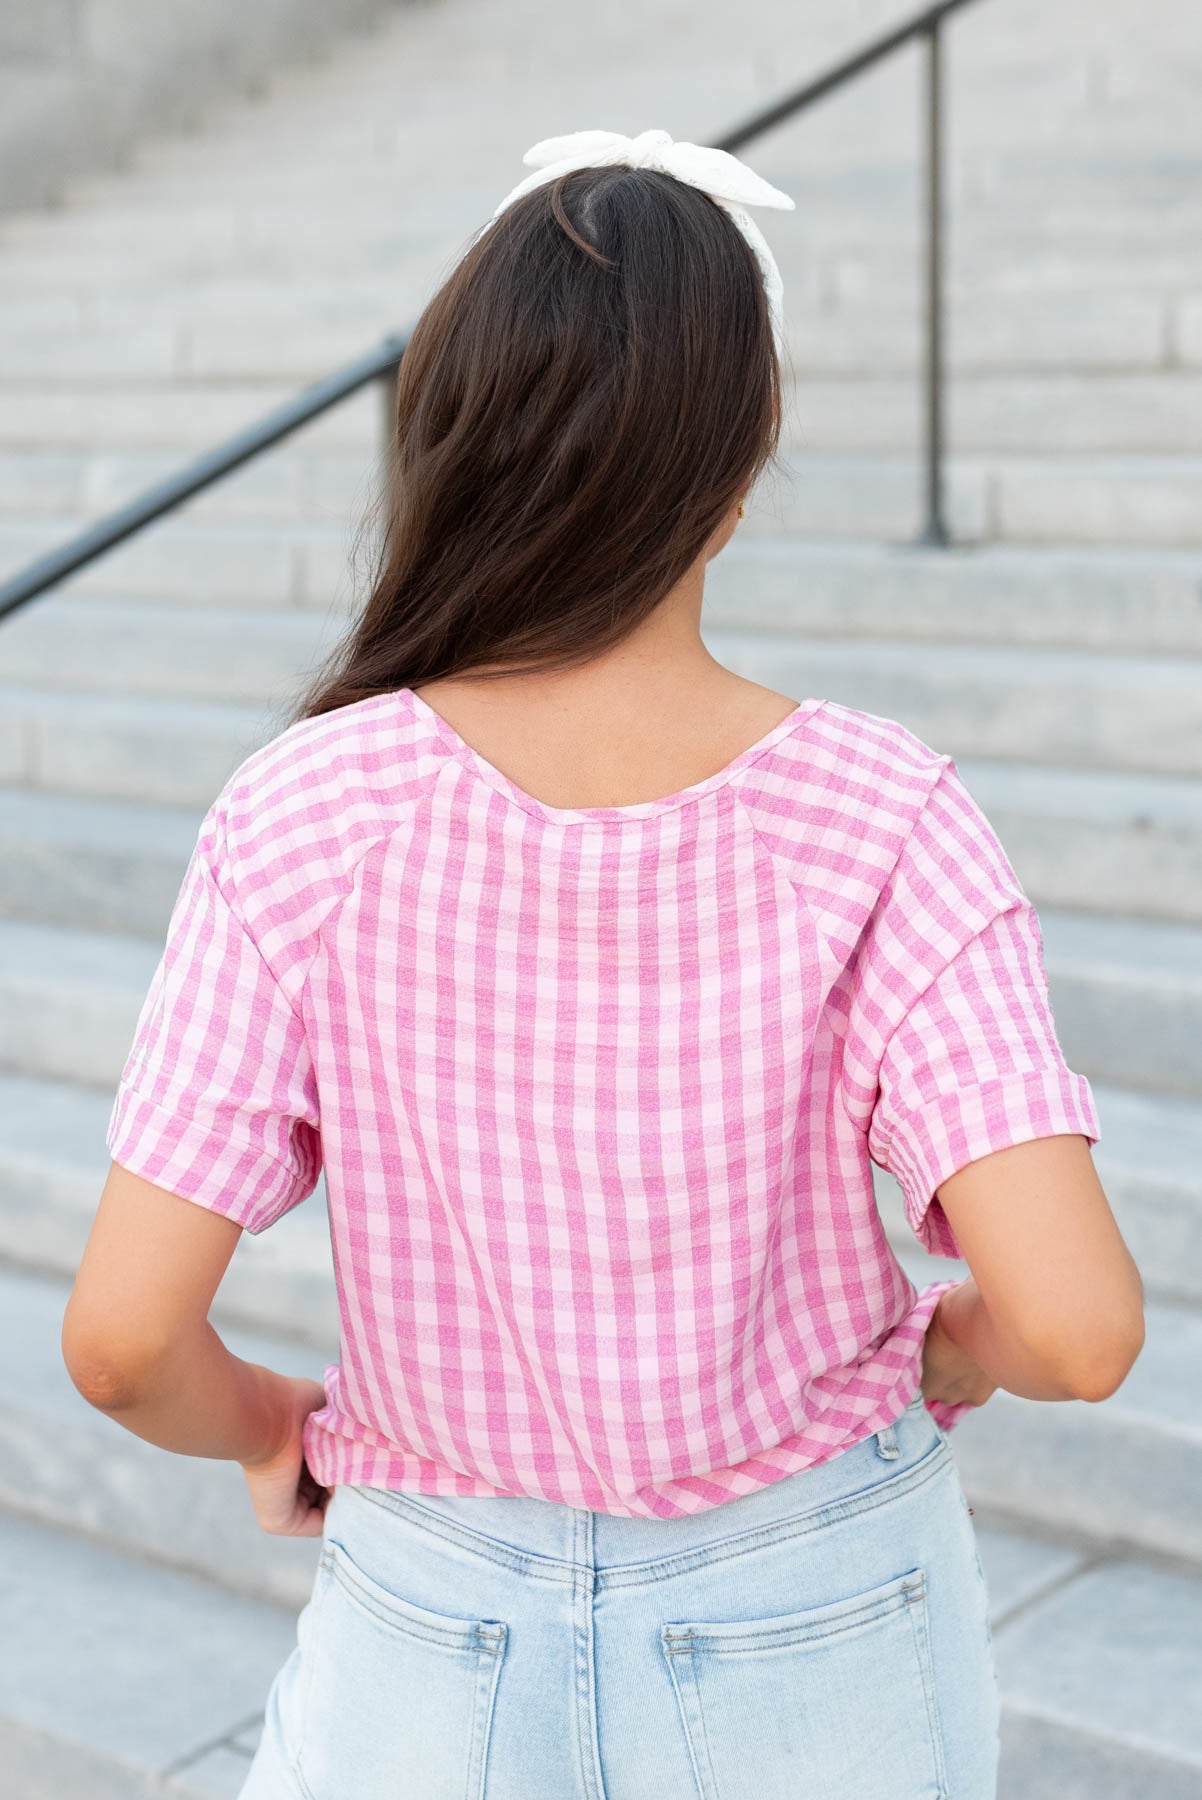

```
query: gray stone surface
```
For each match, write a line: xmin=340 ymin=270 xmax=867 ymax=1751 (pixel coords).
xmin=0 ymin=915 xmax=159 ymax=1085
xmin=4 ymin=893 xmax=1197 ymax=1101
xmin=1067 ymin=1085 xmax=1202 ymax=1300
xmin=0 ymin=595 xmax=339 ymax=703
xmin=0 ymin=786 xmax=203 ymax=935
xmin=994 ymin=1562 xmax=1202 ymax=1789
xmin=2 ymin=2 xmax=1200 ymax=1791
xmin=878 ymin=1079 xmax=1202 ymax=1304
xmin=705 ymin=536 xmax=1202 ymax=658
xmin=996 ymin=458 xmax=1202 ymax=547
xmin=706 ymin=632 xmax=1202 ymax=778
xmin=948 ymin=759 xmax=1202 ymax=927
xmin=953 ymin=1305 xmax=1202 ymax=1564
xmin=0 ymin=1508 xmax=298 ymax=1780
xmin=0 ymin=0 xmax=402 ymax=214
xmin=0 ymin=1713 xmax=154 ymax=1800
xmin=973 ymin=1525 xmax=1087 ymax=1624
xmin=168 ymin=1743 xmax=258 ymax=1798
xmin=1037 ymin=908 xmax=1202 ymax=1098
xmin=999 ymin=1713 xmax=1202 ymax=1800
xmin=230 ymin=1722 xmax=264 ymax=1757
xmin=0 ymin=686 xmax=275 ymax=807
xmin=893 ymin=1238 xmax=1202 ymax=1560
xmin=0 ymin=1067 xmax=341 ymax=1345
xmin=0 ymin=1262 xmax=330 ymax=1607
xmin=0 ymin=512 xmax=315 ymax=604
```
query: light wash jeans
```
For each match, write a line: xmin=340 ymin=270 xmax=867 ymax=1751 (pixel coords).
xmin=239 ymin=1392 xmax=1000 ymax=1799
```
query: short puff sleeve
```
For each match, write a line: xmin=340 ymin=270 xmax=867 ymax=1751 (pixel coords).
xmin=105 ymin=802 xmax=322 ymax=1235
xmin=840 ymin=757 xmax=1101 ymax=1262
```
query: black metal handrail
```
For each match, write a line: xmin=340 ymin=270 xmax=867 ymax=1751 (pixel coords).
xmin=0 ymin=0 xmax=983 ymax=626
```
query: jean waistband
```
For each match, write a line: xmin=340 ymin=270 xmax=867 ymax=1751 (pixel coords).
xmin=340 ymin=1393 xmax=950 ymax=1576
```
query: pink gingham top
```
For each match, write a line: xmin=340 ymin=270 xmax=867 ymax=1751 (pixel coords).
xmin=106 ymin=685 xmax=1101 ymax=1517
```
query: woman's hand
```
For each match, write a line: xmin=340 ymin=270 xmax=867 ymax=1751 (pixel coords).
xmin=921 ymin=1283 xmax=998 ymax=1410
xmin=240 ymin=1371 xmax=331 ymax=1536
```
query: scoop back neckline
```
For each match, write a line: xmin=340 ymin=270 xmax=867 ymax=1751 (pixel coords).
xmin=403 ymin=685 xmax=826 ymax=824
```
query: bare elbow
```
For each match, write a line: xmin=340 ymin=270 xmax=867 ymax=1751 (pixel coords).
xmin=1049 ymin=1311 xmax=1146 ymax=1403
xmin=64 ymin=1349 xmax=147 ymax=1413
xmin=62 ymin=1313 xmax=157 ymax=1413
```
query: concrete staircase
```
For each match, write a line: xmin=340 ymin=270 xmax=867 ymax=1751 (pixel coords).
xmin=1 ymin=0 xmax=1200 ymax=1793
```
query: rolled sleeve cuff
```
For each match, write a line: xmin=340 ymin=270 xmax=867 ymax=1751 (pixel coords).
xmin=883 ymin=1065 xmax=1102 ymax=1260
xmin=106 ymin=1080 xmax=310 ymax=1236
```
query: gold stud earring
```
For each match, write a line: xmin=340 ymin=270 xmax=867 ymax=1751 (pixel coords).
xmin=737 ymin=500 xmax=745 ymax=520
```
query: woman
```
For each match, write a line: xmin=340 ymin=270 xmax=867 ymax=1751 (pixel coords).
xmin=63 ymin=130 xmax=1144 ymax=1799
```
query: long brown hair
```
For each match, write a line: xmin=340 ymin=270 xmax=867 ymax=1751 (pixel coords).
xmin=288 ymin=164 xmax=786 ymax=725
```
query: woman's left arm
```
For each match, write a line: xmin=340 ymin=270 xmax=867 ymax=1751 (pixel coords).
xmin=62 ymin=1160 xmax=329 ymax=1535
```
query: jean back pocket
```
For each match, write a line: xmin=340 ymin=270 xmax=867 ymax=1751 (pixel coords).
xmin=292 ymin=1537 xmax=508 ymax=1800
xmin=660 ymin=1566 xmax=948 ymax=1800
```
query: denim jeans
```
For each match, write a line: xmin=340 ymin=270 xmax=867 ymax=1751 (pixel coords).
xmin=238 ymin=1392 xmax=1000 ymax=1799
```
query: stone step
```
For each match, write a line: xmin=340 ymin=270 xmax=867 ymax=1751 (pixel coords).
xmin=69 ymin=108 xmax=1202 ymax=199
xmin=10 ymin=449 xmax=1202 ymax=553
xmin=4 ymin=597 xmax=1194 ymax=759
xmin=6 ymin=511 xmax=1201 ymax=651
xmin=80 ymin=62 xmax=1202 ymax=170
xmin=0 ymin=273 xmax=462 ymax=334
xmin=1026 ymin=907 xmax=1202 ymax=1100
xmin=3 ymin=1497 xmax=1199 ymax=1800
xmin=0 ymin=1262 xmax=330 ymax=1611
xmin=5 ymin=606 xmax=1202 ymax=780
xmin=0 ymin=789 xmax=205 ymax=937
xmin=4 ymin=1046 xmax=1195 ymax=1365
xmin=3 ymin=244 xmax=1196 ymax=331
xmin=0 ymin=883 xmax=1197 ymax=1108
xmin=5 ymin=371 xmax=1202 ymax=457
xmin=775 ymin=373 xmax=1202 ymax=456
xmin=990 ymin=1548 xmax=1202 ymax=1800
xmin=0 ymin=687 xmax=276 ymax=809
xmin=0 ymin=292 xmax=1177 ymax=381
xmin=892 ymin=1242 xmax=1202 ymax=1566
xmin=0 ymin=917 xmax=163 ymax=1088
xmin=759 ymin=451 xmax=1202 ymax=551
xmin=940 ymin=761 xmax=1202 ymax=927
xmin=0 ymin=383 xmax=379 ymax=453
xmin=853 ymin=449 xmax=1194 ymax=556
xmin=6 ymin=192 xmax=1202 ymax=275
xmin=3 ymin=717 xmax=1201 ymax=933
xmin=4 ymin=666 xmax=1194 ymax=820
xmin=0 ymin=1505 xmax=301 ymax=1800
xmin=0 ymin=1065 xmax=339 ymax=1349
xmin=707 ymin=633 xmax=1202 ymax=780
xmin=0 ymin=512 xmax=353 ymax=609
xmin=706 ymin=539 xmax=1202 ymax=651
xmin=828 ymin=248 xmax=1202 ymax=308
xmin=0 ymin=597 xmax=340 ymax=706
xmin=2 ymin=1257 xmax=1200 ymax=1798
xmin=876 ymin=1076 xmax=1202 ymax=1307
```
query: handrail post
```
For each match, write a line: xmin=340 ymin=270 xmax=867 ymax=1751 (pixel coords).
xmin=918 ymin=15 xmax=949 ymax=546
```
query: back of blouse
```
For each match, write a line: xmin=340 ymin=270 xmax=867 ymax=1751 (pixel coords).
xmin=106 ymin=684 xmax=1100 ymax=1518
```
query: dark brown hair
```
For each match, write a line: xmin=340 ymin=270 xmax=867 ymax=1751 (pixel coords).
xmin=288 ymin=164 xmax=786 ymax=724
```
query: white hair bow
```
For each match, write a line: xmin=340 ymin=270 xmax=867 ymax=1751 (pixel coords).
xmin=489 ymin=128 xmax=795 ymax=349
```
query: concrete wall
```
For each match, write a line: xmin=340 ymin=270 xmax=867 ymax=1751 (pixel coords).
xmin=0 ymin=0 xmax=410 ymax=213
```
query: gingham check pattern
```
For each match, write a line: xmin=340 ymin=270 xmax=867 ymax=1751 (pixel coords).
xmin=107 ymin=687 xmax=1100 ymax=1517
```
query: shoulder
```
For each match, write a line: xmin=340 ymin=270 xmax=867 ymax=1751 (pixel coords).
xmin=736 ymin=697 xmax=950 ymax=858
xmin=198 ymin=688 xmax=449 ymax=929
xmin=803 ymin=697 xmax=947 ymax=778
xmin=735 ymin=699 xmax=1019 ymax=951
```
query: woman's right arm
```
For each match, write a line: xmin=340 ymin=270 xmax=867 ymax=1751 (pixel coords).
xmin=928 ymin=1132 xmax=1145 ymax=1403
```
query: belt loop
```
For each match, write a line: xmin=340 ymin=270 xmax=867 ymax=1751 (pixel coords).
xmin=874 ymin=1418 xmax=901 ymax=1460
